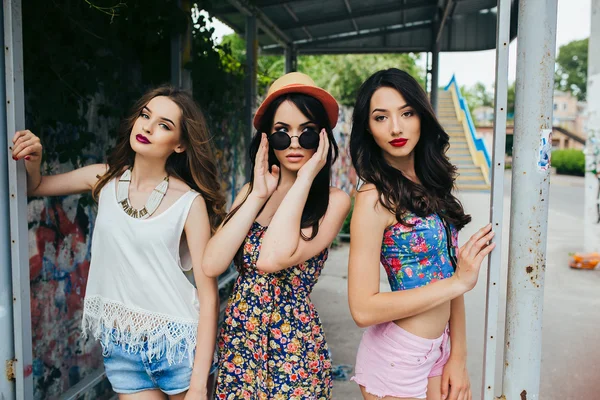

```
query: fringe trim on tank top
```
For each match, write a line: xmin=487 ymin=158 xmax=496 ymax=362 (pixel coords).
xmin=82 ymin=295 xmax=198 ymax=366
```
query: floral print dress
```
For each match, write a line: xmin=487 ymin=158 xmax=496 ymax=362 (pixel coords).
xmin=215 ymin=222 xmax=332 ymax=400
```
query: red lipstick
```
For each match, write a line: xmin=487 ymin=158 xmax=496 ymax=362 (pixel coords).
xmin=389 ymin=138 xmax=408 ymax=147
xmin=136 ymin=134 xmax=151 ymax=144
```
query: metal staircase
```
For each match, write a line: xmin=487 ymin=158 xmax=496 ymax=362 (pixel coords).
xmin=437 ymin=90 xmax=491 ymax=191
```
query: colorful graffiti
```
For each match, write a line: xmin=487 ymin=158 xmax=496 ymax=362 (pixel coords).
xmin=331 ymin=105 xmax=358 ymax=195
xmin=28 ymin=195 xmax=112 ymax=399
xmin=210 ymin=116 xmax=247 ymax=205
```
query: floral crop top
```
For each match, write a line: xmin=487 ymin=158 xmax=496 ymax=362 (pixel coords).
xmin=381 ymin=212 xmax=458 ymax=291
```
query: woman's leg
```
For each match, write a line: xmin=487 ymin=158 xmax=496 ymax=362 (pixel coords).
xmin=167 ymin=391 xmax=186 ymax=400
xmin=426 ymin=376 xmax=442 ymax=400
xmin=119 ymin=390 xmax=167 ymax=400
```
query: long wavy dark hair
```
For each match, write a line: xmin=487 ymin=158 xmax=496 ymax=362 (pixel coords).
xmin=225 ymin=93 xmax=339 ymax=241
xmin=350 ymin=68 xmax=470 ymax=229
xmin=92 ymin=85 xmax=226 ymax=232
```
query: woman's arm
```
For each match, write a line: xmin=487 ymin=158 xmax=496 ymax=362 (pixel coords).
xmin=256 ymin=186 xmax=350 ymax=273
xmin=201 ymin=183 xmax=263 ymax=277
xmin=449 ymin=296 xmax=467 ymax=358
xmin=184 ymin=196 xmax=218 ymax=398
xmin=257 ymin=130 xmax=351 ymax=273
xmin=12 ymin=130 xmax=106 ymax=196
xmin=440 ymin=295 xmax=471 ymax=400
xmin=202 ymin=134 xmax=279 ymax=278
xmin=347 ymin=186 xmax=495 ymax=328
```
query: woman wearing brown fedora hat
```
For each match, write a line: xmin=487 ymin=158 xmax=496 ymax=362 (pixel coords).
xmin=203 ymin=72 xmax=351 ymax=399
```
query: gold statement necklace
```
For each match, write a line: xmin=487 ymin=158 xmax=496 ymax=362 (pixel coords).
xmin=116 ymin=169 xmax=169 ymax=219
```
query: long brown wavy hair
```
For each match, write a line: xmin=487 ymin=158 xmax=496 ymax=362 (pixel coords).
xmin=92 ymin=85 xmax=226 ymax=231
xmin=350 ymin=68 xmax=471 ymax=230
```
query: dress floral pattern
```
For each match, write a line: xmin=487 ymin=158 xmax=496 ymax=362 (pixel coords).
xmin=381 ymin=213 xmax=458 ymax=291
xmin=215 ymin=222 xmax=332 ymax=400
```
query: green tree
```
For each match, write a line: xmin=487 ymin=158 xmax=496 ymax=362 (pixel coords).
xmin=219 ymin=34 xmax=284 ymax=95
xmin=298 ymin=53 xmax=423 ymax=106
xmin=461 ymin=82 xmax=493 ymax=111
xmin=220 ymin=34 xmax=424 ymax=105
xmin=462 ymin=81 xmax=515 ymax=120
xmin=555 ymin=38 xmax=588 ymax=101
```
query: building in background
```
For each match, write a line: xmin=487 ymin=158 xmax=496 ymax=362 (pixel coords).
xmin=473 ymin=90 xmax=587 ymax=153
xmin=553 ymin=90 xmax=588 ymax=135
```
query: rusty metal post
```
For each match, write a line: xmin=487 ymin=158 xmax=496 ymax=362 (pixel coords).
xmin=4 ymin=0 xmax=34 ymax=398
xmin=0 ymin=4 xmax=16 ymax=398
xmin=502 ymin=0 xmax=558 ymax=398
xmin=481 ymin=0 xmax=511 ymax=399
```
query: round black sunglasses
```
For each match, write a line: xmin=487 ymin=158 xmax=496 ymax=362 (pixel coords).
xmin=268 ymin=128 xmax=320 ymax=151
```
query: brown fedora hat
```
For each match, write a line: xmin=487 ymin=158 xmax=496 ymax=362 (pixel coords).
xmin=253 ymin=72 xmax=339 ymax=130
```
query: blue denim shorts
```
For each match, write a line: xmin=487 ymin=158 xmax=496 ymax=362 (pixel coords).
xmin=101 ymin=334 xmax=194 ymax=395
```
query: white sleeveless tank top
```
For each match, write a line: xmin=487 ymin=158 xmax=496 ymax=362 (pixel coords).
xmin=82 ymin=178 xmax=200 ymax=364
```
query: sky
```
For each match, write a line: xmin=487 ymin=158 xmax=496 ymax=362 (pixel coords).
xmin=205 ymin=0 xmax=591 ymax=89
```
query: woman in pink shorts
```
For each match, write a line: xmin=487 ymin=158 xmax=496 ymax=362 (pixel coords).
xmin=347 ymin=69 xmax=495 ymax=400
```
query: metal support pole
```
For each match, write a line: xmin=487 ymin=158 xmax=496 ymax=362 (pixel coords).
xmin=181 ymin=0 xmax=193 ymax=91
xmin=424 ymin=52 xmax=430 ymax=95
xmin=4 ymin=0 xmax=34 ymax=398
xmin=170 ymin=16 xmax=182 ymax=88
xmin=502 ymin=0 xmax=558 ymax=399
xmin=285 ymin=46 xmax=297 ymax=73
xmin=431 ymin=45 xmax=440 ymax=112
xmin=482 ymin=0 xmax=511 ymax=398
xmin=583 ymin=0 xmax=600 ymax=253
xmin=245 ymin=16 xmax=257 ymax=181
xmin=0 ymin=4 xmax=16 ymax=399
xmin=171 ymin=0 xmax=192 ymax=90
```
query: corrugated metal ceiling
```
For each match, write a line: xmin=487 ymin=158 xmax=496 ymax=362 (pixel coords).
xmin=209 ymin=0 xmax=518 ymax=54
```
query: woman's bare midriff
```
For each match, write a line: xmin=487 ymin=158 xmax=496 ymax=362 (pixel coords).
xmin=393 ymin=300 xmax=451 ymax=339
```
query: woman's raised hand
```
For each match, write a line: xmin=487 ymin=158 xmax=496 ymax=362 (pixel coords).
xmin=251 ymin=133 xmax=280 ymax=200
xmin=297 ymin=129 xmax=329 ymax=183
xmin=453 ymin=224 xmax=496 ymax=292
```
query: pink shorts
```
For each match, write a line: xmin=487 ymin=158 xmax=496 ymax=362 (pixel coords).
xmin=351 ymin=322 xmax=451 ymax=399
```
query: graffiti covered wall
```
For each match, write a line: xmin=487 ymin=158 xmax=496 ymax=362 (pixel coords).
xmin=25 ymin=90 xmax=117 ymax=398
xmin=332 ymin=105 xmax=357 ymax=195
xmin=28 ymin=196 xmax=112 ymax=399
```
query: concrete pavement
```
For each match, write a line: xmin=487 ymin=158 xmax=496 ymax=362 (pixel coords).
xmin=311 ymin=173 xmax=599 ymax=400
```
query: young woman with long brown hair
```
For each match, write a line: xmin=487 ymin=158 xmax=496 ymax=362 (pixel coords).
xmin=202 ymin=72 xmax=350 ymax=399
xmin=347 ymin=69 xmax=495 ymax=400
xmin=11 ymin=86 xmax=225 ymax=399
